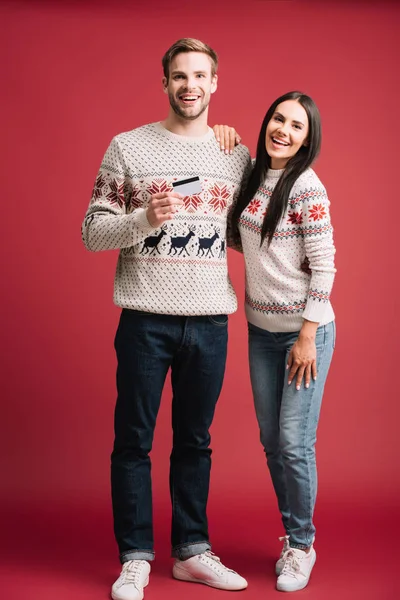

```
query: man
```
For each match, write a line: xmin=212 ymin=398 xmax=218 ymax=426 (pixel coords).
xmin=82 ymin=38 xmax=251 ymax=600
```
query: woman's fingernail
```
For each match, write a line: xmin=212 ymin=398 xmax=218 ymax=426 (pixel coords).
xmin=288 ymin=380 xmax=292 ymax=385
xmin=306 ymin=383 xmax=309 ymax=389
xmin=296 ymin=385 xmax=300 ymax=391
xmin=230 ymin=150 xmax=233 ymax=155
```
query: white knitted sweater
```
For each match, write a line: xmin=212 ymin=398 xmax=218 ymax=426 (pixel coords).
xmin=239 ymin=168 xmax=336 ymax=332
xmin=82 ymin=122 xmax=251 ymax=315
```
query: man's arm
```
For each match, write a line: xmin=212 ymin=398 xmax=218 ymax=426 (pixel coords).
xmin=82 ymin=137 xmax=182 ymax=252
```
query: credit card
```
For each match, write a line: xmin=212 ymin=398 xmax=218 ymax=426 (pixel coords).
xmin=172 ymin=176 xmax=202 ymax=196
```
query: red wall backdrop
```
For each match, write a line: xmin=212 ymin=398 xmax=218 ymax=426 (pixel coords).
xmin=1 ymin=1 xmax=398 ymax=599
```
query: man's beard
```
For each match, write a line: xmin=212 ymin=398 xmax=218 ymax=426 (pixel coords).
xmin=168 ymin=93 xmax=210 ymax=121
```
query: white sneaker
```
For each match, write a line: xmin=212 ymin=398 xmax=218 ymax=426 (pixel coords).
xmin=276 ymin=547 xmax=316 ymax=592
xmin=275 ymin=535 xmax=290 ymax=575
xmin=172 ymin=550 xmax=248 ymax=591
xmin=111 ymin=560 xmax=151 ymax=600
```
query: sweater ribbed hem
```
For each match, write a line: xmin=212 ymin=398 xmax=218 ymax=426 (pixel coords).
xmin=245 ymin=302 xmax=335 ymax=333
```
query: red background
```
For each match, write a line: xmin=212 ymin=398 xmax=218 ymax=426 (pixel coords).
xmin=1 ymin=1 xmax=398 ymax=598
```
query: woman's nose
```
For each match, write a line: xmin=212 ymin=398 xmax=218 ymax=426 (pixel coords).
xmin=278 ymin=123 xmax=289 ymax=135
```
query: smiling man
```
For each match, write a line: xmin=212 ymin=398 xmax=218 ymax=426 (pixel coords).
xmin=82 ymin=39 xmax=251 ymax=600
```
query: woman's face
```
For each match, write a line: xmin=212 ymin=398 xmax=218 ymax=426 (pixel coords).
xmin=265 ymin=100 xmax=309 ymax=169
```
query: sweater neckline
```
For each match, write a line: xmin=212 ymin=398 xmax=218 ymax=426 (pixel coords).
xmin=267 ymin=168 xmax=285 ymax=179
xmin=154 ymin=121 xmax=214 ymax=143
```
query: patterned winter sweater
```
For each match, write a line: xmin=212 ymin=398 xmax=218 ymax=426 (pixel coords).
xmin=82 ymin=122 xmax=251 ymax=315
xmin=239 ymin=168 xmax=336 ymax=332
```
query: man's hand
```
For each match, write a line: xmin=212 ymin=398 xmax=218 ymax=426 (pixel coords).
xmin=146 ymin=192 xmax=184 ymax=228
xmin=212 ymin=125 xmax=241 ymax=154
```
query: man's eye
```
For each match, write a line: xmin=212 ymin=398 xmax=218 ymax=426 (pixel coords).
xmin=197 ymin=74 xmax=205 ymax=78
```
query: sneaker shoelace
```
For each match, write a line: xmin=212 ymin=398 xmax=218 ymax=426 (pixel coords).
xmin=281 ymin=550 xmax=301 ymax=578
xmin=278 ymin=535 xmax=290 ymax=559
xmin=201 ymin=551 xmax=236 ymax=574
xmin=117 ymin=560 xmax=146 ymax=588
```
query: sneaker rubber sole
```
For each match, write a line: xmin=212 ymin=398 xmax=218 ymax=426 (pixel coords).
xmin=173 ymin=564 xmax=247 ymax=591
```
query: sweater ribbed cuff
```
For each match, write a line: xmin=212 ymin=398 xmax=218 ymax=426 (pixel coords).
xmin=302 ymin=299 xmax=328 ymax=324
xmin=133 ymin=208 xmax=157 ymax=236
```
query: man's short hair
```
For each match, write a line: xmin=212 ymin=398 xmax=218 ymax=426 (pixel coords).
xmin=162 ymin=38 xmax=218 ymax=81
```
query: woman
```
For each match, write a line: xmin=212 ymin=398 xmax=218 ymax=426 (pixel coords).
xmin=216 ymin=91 xmax=336 ymax=592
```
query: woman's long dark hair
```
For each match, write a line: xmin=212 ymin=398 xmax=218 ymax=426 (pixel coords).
xmin=232 ymin=91 xmax=322 ymax=246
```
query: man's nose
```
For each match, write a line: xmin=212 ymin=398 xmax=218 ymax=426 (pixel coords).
xmin=187 ymin=77 xmax=197 ymax=89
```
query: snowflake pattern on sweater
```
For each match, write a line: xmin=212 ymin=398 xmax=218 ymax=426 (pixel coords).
xmin=82 ymin=122 xmax=251 ymax=315
xmin=239 ymin=168 xmax=336 ymax=332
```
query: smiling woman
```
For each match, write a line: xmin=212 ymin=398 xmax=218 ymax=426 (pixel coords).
xmin=234 ymin=92 xmax=322 ymax=244
xmin=227 ymin=91 xmax=335 ymax=592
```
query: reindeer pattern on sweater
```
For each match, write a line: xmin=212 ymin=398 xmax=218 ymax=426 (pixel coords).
xmin=82 ymin=123 xmax=251 ymax=315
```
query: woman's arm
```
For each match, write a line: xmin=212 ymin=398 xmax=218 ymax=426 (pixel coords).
xmin=286 ymin=176 xmax=336 ymax=390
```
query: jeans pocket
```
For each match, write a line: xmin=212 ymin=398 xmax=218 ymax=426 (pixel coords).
xmin=208 ymin=314 xmax=228 ymax=327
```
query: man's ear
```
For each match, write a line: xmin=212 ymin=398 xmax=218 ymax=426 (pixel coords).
xmin=211 ymin=74 xmax=218 ymax=94
xmin=162 ymin=76 xmax=168 ymax=94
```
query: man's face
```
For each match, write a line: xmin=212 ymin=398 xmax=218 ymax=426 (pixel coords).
xmin=163 ymin=52 xmax=217 ymax=120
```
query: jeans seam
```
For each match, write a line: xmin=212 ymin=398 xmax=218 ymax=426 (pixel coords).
xmin=303 ymin=398 xmax=313 ymax=547
xmin=303 ymin=332 xmax=326 ymax=547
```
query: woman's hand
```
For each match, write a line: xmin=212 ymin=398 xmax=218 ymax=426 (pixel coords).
xmin=287 ymin=321 xmax=318 ymax=390
xmin=212 ymin=125 xmax=241 ymax=154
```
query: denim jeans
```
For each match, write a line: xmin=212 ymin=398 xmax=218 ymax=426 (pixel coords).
xmin=111 ymin=309 xmax=228 ymax=563
xmin=248 ymin=320 xmax=335 ymax=550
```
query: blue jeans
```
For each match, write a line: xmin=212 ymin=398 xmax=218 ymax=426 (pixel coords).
xmin=111 ymin=309 xmax=228 ymax=563
xmin=248 ymin=321 xmax=335 ymax=550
